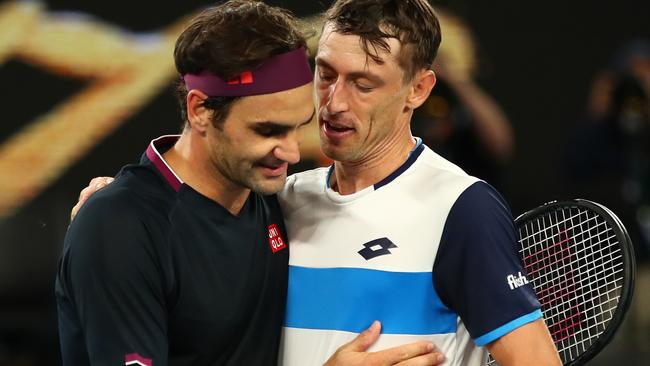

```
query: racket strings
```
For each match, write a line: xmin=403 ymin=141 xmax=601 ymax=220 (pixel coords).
xmin=525 ymin=231 xmax=617 ymax=281
xmin=519 ymin=207 xmax=624 ymax=363
xmin=527 ymin=232 xmax=619 ymax=293
xmin=488 ymin=205 xmax=625 ymax=366
xmin=518 ymin=210 xmax=592 ymax=242
xmin=540 ymin=265 xmax=622 ymax=322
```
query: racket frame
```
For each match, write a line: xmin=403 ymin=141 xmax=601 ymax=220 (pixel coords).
xmin=514 ymin=199 xmax=636 ymax=366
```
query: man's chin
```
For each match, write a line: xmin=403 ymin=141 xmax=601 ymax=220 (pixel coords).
xmin=320 ymin=144 xmax=356 ymax=163
xmin=248 ymin=175 xmax=287 ymax=195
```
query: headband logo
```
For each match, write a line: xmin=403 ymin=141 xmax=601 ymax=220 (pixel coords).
xmin=227 ymin=71 xmax=254 ymax=85
xmin=183 ymin=47 xmax=312 ymax=97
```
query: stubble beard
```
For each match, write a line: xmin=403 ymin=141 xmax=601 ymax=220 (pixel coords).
xmin=244 ymin=170 xmax=286 ymax=195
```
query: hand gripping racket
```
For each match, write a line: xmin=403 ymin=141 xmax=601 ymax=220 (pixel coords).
xmin=488 ymin=199 xmax=636 ymax=365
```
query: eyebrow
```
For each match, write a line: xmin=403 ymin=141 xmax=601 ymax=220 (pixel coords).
xmin=316 ymin=58 xmax=385 ymax=86
xmin=254 ymin=109 xmax=316 ymax=131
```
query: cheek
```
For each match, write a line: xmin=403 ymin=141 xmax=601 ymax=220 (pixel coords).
xmin=354 ymin=100 xmax=379 ymax=126
xmin=316 ymin=89 xmax=329 ymax=106
xmin=221 ymin=126 xmax=248 ymax=145
xmin=221 ymin=126 xmax=266 ymax=156
xmin=374 ymin=92 xmax=404 ymax=118
xmin=364 ymin=99 xmax=398 ymax=133
xmin=210 ymin=132 xmax=247 ymax=164
xmin=242 ymin=140 xmax=278 ymax=162
xmin=315 ymin=80 xmax=333 ymax=98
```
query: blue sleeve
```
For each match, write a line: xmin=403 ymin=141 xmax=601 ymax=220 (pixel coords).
xmin=433 ymin=181 xmax=541 ymax=346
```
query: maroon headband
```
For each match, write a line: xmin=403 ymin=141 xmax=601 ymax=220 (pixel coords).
xmin=183 ymin=47 xmax=313 ymax=97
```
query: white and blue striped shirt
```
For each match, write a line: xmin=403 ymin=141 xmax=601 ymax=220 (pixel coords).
xmin=278 ymin=143 xmax=541 ymax=366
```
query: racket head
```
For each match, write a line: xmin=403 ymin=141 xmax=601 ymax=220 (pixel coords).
xmin=488 ymin=199 xmax=636 ymax=366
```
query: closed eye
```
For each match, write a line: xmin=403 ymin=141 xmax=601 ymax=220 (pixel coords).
xmin=253 ymin=124 xmax=290 ymax=137
xmin=354 ymin=82 xmax=374 ymax=93
xmin=318 ymin=72 xmax=336 ymax=82
xmin=252 ymin=110 xmax=315 ymax=137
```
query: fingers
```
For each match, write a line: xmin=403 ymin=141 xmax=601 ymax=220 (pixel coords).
xmin=70 ymin=177 xmax=114 ymax=222
xmin=79 ymin=177 xmax=113 ymax=200
xmin=87 ymin=177 xmax=114 ymax=192
xmin=70 ymin=202 xmax=83 ymax=222
xmin=394 ymin=351 xmax=445 ymax=366
xmin=323 ymin=323 xmax=444 ymax=366
xmin=369 ymin=341 xmax=437 ymax=365
xmin=340 ymin=320 xmax=382 ymax=353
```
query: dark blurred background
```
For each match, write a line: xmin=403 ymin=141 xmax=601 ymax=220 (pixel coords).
xmin=0 ymin=0 xmax=648 ymax=364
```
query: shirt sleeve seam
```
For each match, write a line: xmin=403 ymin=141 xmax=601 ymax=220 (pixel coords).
xmin=473 ymin=309 xmax=543 ymax=346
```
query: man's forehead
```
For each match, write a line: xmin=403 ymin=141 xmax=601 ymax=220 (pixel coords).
xmin=234 ymin=84 xmax=314 ymax=122
xmin=318 ymin=23 xmax=402 ymax=64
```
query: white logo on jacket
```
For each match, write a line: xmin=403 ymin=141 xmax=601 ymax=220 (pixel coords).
xmin=507 ymin=272 xmax=530 ymax=290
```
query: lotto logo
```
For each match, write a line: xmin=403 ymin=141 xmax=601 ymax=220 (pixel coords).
xmin=358 ymin=237 xmax=397 ymax=260
xmin=125 ymin=353 xmax=152 ymax=366
xmin=268 ymin=224 xmax=287 ymax=253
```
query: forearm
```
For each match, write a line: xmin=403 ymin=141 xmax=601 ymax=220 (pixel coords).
xmin=486 ymin=319 xmax=561 ymax=366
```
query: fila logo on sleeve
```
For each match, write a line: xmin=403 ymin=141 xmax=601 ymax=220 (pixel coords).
xmin=125 ymin=353 xmax=152 ymax=366
xmin=507 ymin=272 xmax=530 ymax=290
xmin=268 ymin=224 xmax=287 ymax=253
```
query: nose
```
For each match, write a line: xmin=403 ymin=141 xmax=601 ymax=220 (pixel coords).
xmin=273 ymin=134 xmax=301 ymax=165
xmin=325 ymin=80 xmax=349 ymax=115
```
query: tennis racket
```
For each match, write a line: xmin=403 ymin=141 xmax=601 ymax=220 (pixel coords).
xmin=487 ymin=199 xmax=636 ymax=366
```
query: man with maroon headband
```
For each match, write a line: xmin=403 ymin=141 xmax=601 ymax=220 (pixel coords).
xmin=55 ymin=1 xmax=442 ymax=365
xmin=55 ymin=2 xmax=312 ymax=365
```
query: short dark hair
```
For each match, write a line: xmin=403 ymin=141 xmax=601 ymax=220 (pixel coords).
xmin=174 ymin=0 xmax=308 ymax=127
xmin=325 ymin=0 xmax=441 ymax=81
